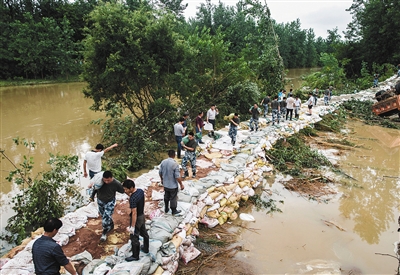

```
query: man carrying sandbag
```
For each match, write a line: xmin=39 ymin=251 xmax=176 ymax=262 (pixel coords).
xmin=123 ymin=179 xmax=149 ymax=261
xmin=159 ymin=150 xmax=185 ymax=215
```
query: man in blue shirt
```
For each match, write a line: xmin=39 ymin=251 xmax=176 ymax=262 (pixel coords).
xmin=123 ymin=179 xmax=149 ymax=262
xmin=32 ymin=218 xmax=77 ymax=275
xmin=159 ymin=150 xmax=185 ymax=215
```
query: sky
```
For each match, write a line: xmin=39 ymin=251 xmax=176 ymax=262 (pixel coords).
xmin=183 ymin=0 xmax=354 ymax=39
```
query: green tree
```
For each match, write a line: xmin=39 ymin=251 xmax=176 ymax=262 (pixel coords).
xmin=0 ymin=138 xmax=83 ymax=245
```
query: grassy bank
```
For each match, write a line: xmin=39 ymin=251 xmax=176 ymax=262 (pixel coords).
xmin=0 ymin=75 xmax=82 ymax=87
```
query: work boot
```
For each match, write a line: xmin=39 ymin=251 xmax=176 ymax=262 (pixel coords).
xmin=100 ymin=234 xmax=107 ymax=242
xmin=164 ymin=207 xmax=170 ymax=213
xmin=182 ymin=171 xmax=189 ymax=178
xmin=140 ymin=245 xmax=149 ymax=254
xmin=192 ymin=173 xmax=196 ymax=178
xmin=172 ymin=209 xmax=182 ymax=215
xmin=125 ymin=256 xmax=139 ymax=262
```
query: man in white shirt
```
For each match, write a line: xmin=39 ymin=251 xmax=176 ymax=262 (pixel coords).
xmin=286 ymin=94 xmax=295 ymax=121
xmin=83 ymin=143 xmax=118 ymax=179
xmin=294 ymin=96 xmax=302 ymax=119
xmin=173 ymin=118 xmax=185 ymax=159
xmin=206 ymin=104 xmax=219 ymax=136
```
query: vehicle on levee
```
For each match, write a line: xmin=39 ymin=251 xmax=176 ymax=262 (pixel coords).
xmin=372 ymin=81 xmax=400 ymax=117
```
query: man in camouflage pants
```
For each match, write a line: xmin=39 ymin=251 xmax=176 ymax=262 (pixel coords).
xmin=181 ymin=132 xmax=198 ymax=178
xmin=271 ymin=96 xmax=280 ymax=125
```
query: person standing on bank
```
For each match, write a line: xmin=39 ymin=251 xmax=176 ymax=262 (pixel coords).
xmin=159 ymin=150 xmax=185 ymax=215
xmin=122 ymin=179 xmax=150 ymax=262
xmin=229 ymin=113 xmax=240 ymax=146
xmin=174 ymin=118 xmax=185 ymax=159
xmin=182 ymin=112 xmax=189 ymax=136
xmin=280 ymin=97 xmax=287 ymax=119
xmin=294 ymin=96 xmax=302 ymax=119
xmin=260 ymin=95 xmax=270 ymax=118
xmin=271 ymin=96 xmax=280 ymax=125
xmin=96 ymin=170 xmax=124 ymax=242
xmin=206 ymin=104 xmax=219 ymax=135
xmin=195 ymin=111 xmax=205 ymax=144
xmin=286 ymin=94 xmax=295 ymax=121
xmin=306 ymin=93 xmax=315 ymax=115
xmin=249 ymin=103 xmax=262 ymax=132
xmin=32 ymin=218 xmax=77 ymax=275
xmin=83 ymin=143 xmax=118 ymax=179
xmin=181 ymin=132 xmax=198 ymax=179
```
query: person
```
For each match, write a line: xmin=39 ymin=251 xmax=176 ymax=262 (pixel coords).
xmin=195 ymin=111 xmax=205 ymax=144
xmin=96 ymin=170 xmax=124 ymax=242
xmin=271 ymin=96 xmax=280 ymax=125
xmin=288 ymin=88 xmax=293 ymax=98
xmin=32 ymin=218 xmax=77 ymax=275
xmin=306 ymin=93 xmax=315 ymax=115
xmin=122 ymin=179 xmax=150 ymax=262
xmin=278 ymin=89 xmax=283 ymax=102
xmin=174 ymin=118 xmax=185 ymax=159
xmin=159 ymin=150 xmax=185 ymax=215
xmin=280 ymin=97 xmax=287 ymax=119
xmin=206 ymin=104 xmax=219 ymax=136
xmin=83 ymin=143 xmax=118 ymax=201
xmin=294 ymin=96 xmax=301 ymax=119
xmin=228 ymin=113 xmax=240 ymax=146
xmin=182 ymin=112 xmax=189 ymax=136
xmin=249 ymin=103 xmax=262 ymax=132
xmin=324 ymin=87 xmax=331 ymax=105
xmin=181 ymin=132 xmax=197 ymax=178
xmin=373 ymin=73 xmax=379 ymax=87
xmin=260 ymin=95 xmax=270 ymax=118
xmin=286 ymin=94 xmax=295 ymax=121
xmin=312 ymin=88 xmax=319 ymax=106
xmin=83 ymin=143 xmax=118 ymax=179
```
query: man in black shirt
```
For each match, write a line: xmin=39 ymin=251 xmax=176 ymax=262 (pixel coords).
xmin=97 ymin=170 xmax=124 ymax=242
xmin=271 ymin=96 xmax=280 ymax=125
xmin=123 ymin=179 xmax=149 ymax=261
xmin=260 ymin=95 xmax=270 ymax=118
xmin=249 ymin=103 xmax=262 ymax=132
xmin=32 ymin=218 xmax=77 ymax=275
xmin=181 ymin=132 xmax=198 ymax=178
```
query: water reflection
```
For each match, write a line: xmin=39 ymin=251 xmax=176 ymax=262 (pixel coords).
xmin=338 ymin=121 xmax=400 ymax=244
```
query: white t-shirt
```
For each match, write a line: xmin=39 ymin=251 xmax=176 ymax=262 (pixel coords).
xmin=207 ymin=109 xmax=218 ymax=120
xmin=84 ymin=151 xmax=104 ymax=172
xmin=286 ymin=97 xmax=295 ymax=109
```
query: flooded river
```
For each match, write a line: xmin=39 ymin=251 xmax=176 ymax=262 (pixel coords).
xmin=237 ymin=120 xmax=400 ymax=274
xmin=1 ymin=72 xmax=399 ymax=273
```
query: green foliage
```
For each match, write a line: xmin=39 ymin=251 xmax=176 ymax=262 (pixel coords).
xmin=314 ymin=109 xmax=347 ymax=132
xmin=1 ymin=138 xmax=83 ymax=245
xmin=224 ymin=81 xmax=260 ymax=119
xmin=248 ymin=194 xmax=283 ymax=214
xmin=268 ymin=131 xmax=331 ymax=176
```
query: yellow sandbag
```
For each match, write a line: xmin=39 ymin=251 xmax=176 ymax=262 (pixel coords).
xmin=186 ymin=226 xmax=193 ymax=236
xmin=244 ymin=179 xmax=251 ymax=185
xmin=225 ymin=183 xmax=237 ymax=191
xmin=216 ymin=186 xmax=228 ymax=194
xmin=209 ymin=192 xmax=221 ymax=200
xmin=230 ymin=202 xmax=239 ymax=210
xmin=220 ymin=211 xmax=228 ymax=222
xmin=204 ymin=152 xmax=223 ymax=159
xmin=200 ymin=206 xmax=209 ymax=218
xmin=253 ymin=175 xmax=259 ymax=181
xmin=241 ymin=195 xmax=249 ymax=202
xmin=214 ymin=158 xmax=229 ymax=168
xmin=235 ymin=175 xmax=244 ymax=182
xmin=220 ymin=198 xmax=227 ymax=207
xmin=238 ymin=181 xmax=247 ymax=188
xmin=227 ymin=195 xmax=238 ymax=204
xmin=207 ymin=186 xmax=216 ymax=193
xmin=229 ymin=211 xmax=238 ymax=220
xmin=206 ymin=210 xmax=220 ymax=219
xmin=218 ymin=216 xmax=226 ymax=225
xmin=223 ymin=206 xmax=234 ymax=214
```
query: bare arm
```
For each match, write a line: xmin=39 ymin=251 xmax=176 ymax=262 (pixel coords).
xmin=182 ymin=144 xmax=195 ymax=152
xmin=103 ymin=143 xmax=118 ymax=153
xmin=130 ymin=208 xmax=137 ymax=228
xmin=64 ymin=261 xmax=77 ymax=275
xmin=229 ymin=119 xmax=238 ymax=127
xmin=83 ymin=160 xmax=88 ymax=178
xmin=176 ymin=177 xmax=184 ymax=190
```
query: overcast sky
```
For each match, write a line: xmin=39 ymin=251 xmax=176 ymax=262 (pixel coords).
xmin=183 ymin=0 xmax=354 ymax=39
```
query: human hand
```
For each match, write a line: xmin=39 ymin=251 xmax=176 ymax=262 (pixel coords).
xmin=127 ymin=226 xmax=135 ymax=234
xmin=84 ymin=172 xmax=88 ymax=178
xmin=180 ymin=184 xmax=185 ymax=190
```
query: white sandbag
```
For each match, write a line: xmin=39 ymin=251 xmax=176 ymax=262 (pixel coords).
xmin=181 ymin=244 xmax=201 ymax=264
xmin=75 ymin=202 xmax=99 ymax=218
xmin=90 ymin=171 xmax=104 ymax=190
xmin=109 ymin=262 xmax=144 ymax=275
xmin=53 ymin=233 xmax=69 ymax=246
xmin=64 ymin=212 xmax=87 ymax=230
xmin=93 ymin=263 xmax=112 ymax=275
xmin=152 ymin=190 xmax=165 ymax=200
xmin=208 ymin=203 xmax=220 ymax=211
xmin=204 ymin=122 xmax=213 ymax=131
xmin=200 ymin=216 xmax=219 ymax=228
xmin=239 ymin=213 xmax=255 ymax=222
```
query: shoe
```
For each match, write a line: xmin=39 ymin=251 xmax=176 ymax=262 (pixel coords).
xmin=125 ymin=256 xmax=139 ymax=262
xmin=100 ymin=234 xmax=107 ymax=242
xmin=199 ymin=141 xmax=205 ymax=144
xmin=140 ymin=245 xmax=149 ymax=254
xmin=172 ymin=210 xmax=182 ymax=215
xmin=192 ymin=173 xmax=196 ymax=178
xmin=182 ymin=171 xmax=188 ymax=178
xmin=249 ymin=129 xmax=254 ymax=132
xmin=165 ymin=207 xmax=169 ymax=213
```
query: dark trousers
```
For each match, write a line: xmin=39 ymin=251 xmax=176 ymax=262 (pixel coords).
xmin=130 ymin=214 xmax=149 ymax=258
xmin=208 ymin=119 xmax=215 ymax=132
xmin=286 ymin=108 xmax=293 ymax=120
xmin=175 ymin=136 xmax=182 ymax=158
xmin=164 ymin=187 xmax=179 ymax=212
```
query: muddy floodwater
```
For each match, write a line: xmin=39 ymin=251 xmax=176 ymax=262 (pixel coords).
xmin=236 ymin=120 xmax=400 ymax=274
